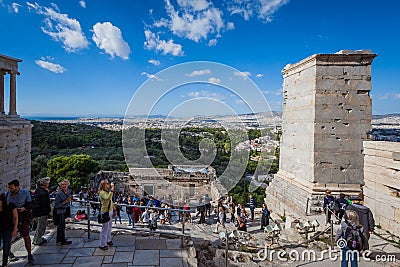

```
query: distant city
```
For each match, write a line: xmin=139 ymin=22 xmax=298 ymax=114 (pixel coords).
xmin=23 ymin=112 xmax=400 ymax=142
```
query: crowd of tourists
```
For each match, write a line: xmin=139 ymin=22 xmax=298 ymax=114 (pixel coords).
xmin=0 ymin=177 xmax=377 ymax=267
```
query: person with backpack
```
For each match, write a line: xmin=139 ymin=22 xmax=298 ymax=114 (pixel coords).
xmin=336 ymin=210 xmax=367 ymax=267
xmin=323 ymin=190 xmax=336 ymax=225
xmin=345 ymin=195 xmax=375 ymax=250
xmin=32 ymin=177 xmax=51 ymax=246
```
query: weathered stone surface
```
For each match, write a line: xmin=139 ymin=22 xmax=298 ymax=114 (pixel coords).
xmin=363 ymin=141 xmax=400 ymax=237
xmin=266 ymin=51 xmax=375 ymax=220
xmin=0 ymin=118 xmax=32 ymax=190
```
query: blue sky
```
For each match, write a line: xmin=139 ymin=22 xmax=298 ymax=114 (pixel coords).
xmin=0 ymin=0 xmax=399 ymax=117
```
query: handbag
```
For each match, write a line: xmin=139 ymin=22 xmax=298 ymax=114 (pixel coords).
xmin=53 ymin=208 xmax=60 ymax=226
xmin=97 ymin=199 xmax=111 ymax=224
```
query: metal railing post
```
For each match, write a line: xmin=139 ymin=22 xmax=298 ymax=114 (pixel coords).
xmin=330 ymin=214 xmax=334 ymax=250
xmin=225 ymin=230 xmax=229 ymax=267
xmin=181 ymin=211 xmax=185 ymax=248
xmin=87 ymin=200 xmax=91 ymax=240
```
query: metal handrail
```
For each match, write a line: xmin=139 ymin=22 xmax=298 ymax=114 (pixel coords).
xmin=52 ymin=198 xmax=194 ymax=247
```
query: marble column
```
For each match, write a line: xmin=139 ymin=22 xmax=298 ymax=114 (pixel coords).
xmin=9 ymin=71 xmax=18 ymax=116
xmin=0 ymin=70 xmax=5 ymax=115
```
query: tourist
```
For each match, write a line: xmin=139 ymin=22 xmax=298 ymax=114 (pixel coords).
xmin=74 ymin=210 xmax=87 ymax=221
xmin=7 ymin=179 xmax=35 ymax=264
xmin=195 ymin=198 xmax=203 ymax=218
xmin=335 ymin=210 xmax=367 ymax=267
xmin=323 ymin=190 xmax=335 ymax=224
xmin=229 ymin=200 xmax=236 ymax=224
xmin=133 ymin=201 xmax=142 ymax=224
xmin=0 ymin=193 xmax=18 ymax=267
xmin=248 ymin=195 xmax=256 ymax=222
xmin=337 ymin=193 xmax=349 ymax=221
xmin=345 ymin=195 xmax=375 ymax=250
xmin=214 ymin=207 xmax=226 ymax=233
xmin=32 ymin=177 xmax=51 ymax=246
xmin=239 ymin=204 xmax=248 ymax=223
xmin=204 ymin=194 xmax=212 ymax=216
xmin=98 ymin=179 xmax=114 ymax=250
xmin=126 ymin=197 xmax=134 ymax=226
xmin=54 ymin=179 xmax=73 ymax=246
xmin=165 ymin=204 xmax=172 ymax=224
xmin=142 ymin=208 xmax=150 ymax=224
xmin=149 ymin=209 xmax=158 ymax=230
xmin=159 ymin=209 xmax=165 ymax=225
xmin=183 ymin=203 xmax=192 ymax=223
xmin=198 ymin=200 xmax=206 ymax=224
xmin=260 ymin=203 xmax=270 ymax=230
xmin=237 ymin=216 xmax=247 ymax=232
xmin=114 ymin=201 xmax=122 ymax=224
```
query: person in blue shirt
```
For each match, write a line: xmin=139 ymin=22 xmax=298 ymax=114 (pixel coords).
xmin=323 ymin=190 xmax=335 ymax=225
xmin=7 ymin=179 xmax=34 ymax=264
xmin=248 ymin=195 xmax=256 ymax=222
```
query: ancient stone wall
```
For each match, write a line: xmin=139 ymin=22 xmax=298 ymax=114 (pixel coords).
xmin=0 ymin=119 xmax=32 ymax=192
xmin=363 ymin=141 xmax=400 ymax=237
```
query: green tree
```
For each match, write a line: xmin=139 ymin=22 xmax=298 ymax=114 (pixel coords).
xmin=31 ymin=155 xmax=48 ymax=186
xmin=47 ymin=154 xmax=100 ymax=191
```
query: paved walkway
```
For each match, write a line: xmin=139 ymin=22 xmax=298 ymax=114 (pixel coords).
xmin=2 ymin=228 xmax=189 ymax=267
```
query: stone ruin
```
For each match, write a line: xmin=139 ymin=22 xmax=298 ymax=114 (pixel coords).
xmin=0 ymin=54 xmax=32 ymax=192
xmin=265 ymin=50 xmax=400 ymax=238
xmin=265 ymin=50 xmax=377 ymax=219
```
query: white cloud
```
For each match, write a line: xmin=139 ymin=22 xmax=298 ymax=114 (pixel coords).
xmin=256 ymin=73 xmax=264 ymax=78
xmin=27 ymin=2 xmax=89 ymax=53
xmin=79 ymin=1 xmax=86 ymax=8
xmin=10 ymin=3 xmax=21 ymax=13
xmin=375 ymin=93 xmax=400 ymax=100
xmin=35 ymin=59 xmax=67 ymax=73
xmin=141 ymin=72 xmax=161 ymax=81
xmin=177 ymin=0 xmax=210 ymax=11
xmin=227 ymin=22 xmax=235 ymax=30
xmin=264 ymin=89 xmax=282 ymax=95
xmin=186 ymin=69 xmax=211 ymax=77
xmin=235 ymin=99 xmax=245 ymax=105
xmin=148 ymin=59 xmax=161 ymax=66
xmin=153 ymin=0 xmax=224 ymax=43
xmin=234 ymin=71 xmax=252 ymax=79
xmin=228 ymin=0 xmax=289 ymax=22
xmin=208 ymin=39 xmax=217 ymax=46
xmin=92 ymin=22 xmax=131 ymax=60
xmin=144 ymin=29 xmax=184 ymax=56
xmin=188 ymin=90 xmax=225 ymax=100
xmin=208 ymin=77 xmax=221 ymax=83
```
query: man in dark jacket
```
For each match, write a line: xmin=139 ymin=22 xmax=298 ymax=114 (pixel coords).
xmin=345 ymin=195 xmax=375 ymax=250
xmin=323 ymin=190 xmax=335 ymax=224
xmin=32 ymin=177 xmax=51 ymax=246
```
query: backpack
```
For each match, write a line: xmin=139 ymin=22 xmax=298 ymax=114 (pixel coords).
xmin=328 ymin=200 xmax=339 ymax=212
xmin=344 ymin=222 xmax=364 ymax=251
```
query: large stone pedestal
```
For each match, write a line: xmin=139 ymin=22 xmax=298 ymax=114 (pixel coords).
xmin=265 ymin=50 xmax=376 ymax=220
xmin=0 ymin=116 xmax=32 ymax=191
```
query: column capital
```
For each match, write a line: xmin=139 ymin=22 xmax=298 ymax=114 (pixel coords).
xmin=8 ymin=70 xmax=20 ymax=75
